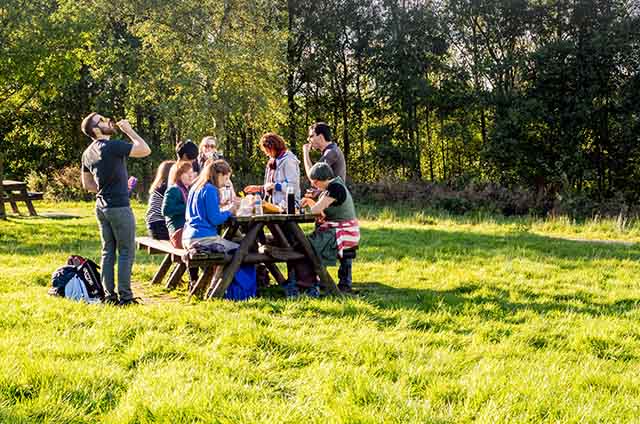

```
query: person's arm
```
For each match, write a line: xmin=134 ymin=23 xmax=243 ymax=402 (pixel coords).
xmin=81 ymin=171 xmax=98 ymax=193
xmin=204 ymin=186 xmax=232 ymax=226
xmin=117 ymin=120 xmax=151 ymax=158
xmin=302 ymin=143 xmax=314 ymax=179
xmin=310 ymin=193 xmax=335 ymax=215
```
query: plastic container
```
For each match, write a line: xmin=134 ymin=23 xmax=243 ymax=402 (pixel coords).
xmin=254 ymin=196 xmax=263 ymax=215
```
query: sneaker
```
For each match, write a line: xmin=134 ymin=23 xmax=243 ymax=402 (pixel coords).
xmin=304 ymin=285 xmax=321 ymax=298
xmin=118 ymin=297 xmax=143 ymax=307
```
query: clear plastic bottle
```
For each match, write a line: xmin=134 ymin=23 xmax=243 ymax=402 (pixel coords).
xmin=254 ymin=195 xmax=263 ymax=216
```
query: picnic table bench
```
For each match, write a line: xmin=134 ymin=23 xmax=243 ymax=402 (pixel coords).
xmin=137 ymin=213 xmax=339 ymax=298
xmin=1 ymin=180 xmax=43 ymax=216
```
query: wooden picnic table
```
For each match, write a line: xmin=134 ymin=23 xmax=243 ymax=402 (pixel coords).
xmin=137 ymin=213 xmax=339 ymax=298
xmin=1 ymin=180 xmax=43 ymax=216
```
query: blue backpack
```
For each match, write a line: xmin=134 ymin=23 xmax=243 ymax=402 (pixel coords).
xmin=49 ymin=255 xmax=104 ymax=301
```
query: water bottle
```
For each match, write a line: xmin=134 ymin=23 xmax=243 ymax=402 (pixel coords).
xmin=286 ymin=185 xmax=295 ymax=214
xmin=254 ymin=195 xmax=263 ymax=216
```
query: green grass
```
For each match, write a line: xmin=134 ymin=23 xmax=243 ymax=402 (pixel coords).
xmin=2 ymin=200 xmax=640 ymax=423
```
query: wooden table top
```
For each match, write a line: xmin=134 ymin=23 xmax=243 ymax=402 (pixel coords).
xmin=2 ymin=180 xmax=26 ymax=189
xmin=231 ymin=213 xmax=316 ymax=224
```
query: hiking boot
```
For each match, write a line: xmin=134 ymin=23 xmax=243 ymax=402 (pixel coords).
xmin=118 ymin=297 xmax=143 ymax=307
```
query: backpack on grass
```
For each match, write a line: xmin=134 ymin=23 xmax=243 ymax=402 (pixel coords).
xmin=49 ymin=255 xmax=104 ymax=302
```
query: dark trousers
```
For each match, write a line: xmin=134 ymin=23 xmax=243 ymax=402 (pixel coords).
xmin=147 ymin=220 xmax=170 ymax=240
xmin=338 ymin=257 xmax=353 ymax=288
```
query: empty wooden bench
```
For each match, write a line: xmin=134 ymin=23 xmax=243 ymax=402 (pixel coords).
xmin=1 ymin=180 xmax=43 ymax=216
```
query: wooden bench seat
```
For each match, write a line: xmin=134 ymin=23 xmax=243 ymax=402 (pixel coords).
xmin=135 ymin=236 xmax=306 ymax=289
xmin=1 ymin=178 xmax=43 ymax=216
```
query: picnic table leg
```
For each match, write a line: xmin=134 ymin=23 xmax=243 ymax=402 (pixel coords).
xmin=21 ymin=188 xmax=37 ymax=216
xmin=266 ymin=223 xmax=290 ymax=247
xmin=151 ymin=254 xmax=173 ymax=285
xmin=284 ymin=221 xmax=339 ymax=294
xmin=8 ymin=192 xmax=19 ymax=214
xmin=165 ymin=263 xmax=186 ymax=290
xmin=222 ymin=222 xmax=239 ymax=241
xmin=189 ymin=264 xmax=216 ymax=299
xmin=205 ymin=266 xmax=225 ymax=299
xmin=265 ymin=263 xmax=286 ymax=285
xmin=267 ymin=222 xmax=295 ymax=286
xmin=210 ymin=222 xmax=263 ymax=298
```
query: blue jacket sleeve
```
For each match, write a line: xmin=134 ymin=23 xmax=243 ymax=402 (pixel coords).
xmin=204 ymin=185 xmax=231 ymax=226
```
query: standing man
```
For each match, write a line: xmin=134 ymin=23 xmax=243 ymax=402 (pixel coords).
xmin=302 ymin=122 xmax=346 ymax=182
xmin=80 ymin=113 xmax=151 ymax=305
xmin=302 ymin=122 xmax=354 ymax=293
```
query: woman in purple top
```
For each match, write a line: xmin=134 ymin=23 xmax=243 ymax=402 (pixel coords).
xmin=182 ymin=159 xmax=239 ymax=251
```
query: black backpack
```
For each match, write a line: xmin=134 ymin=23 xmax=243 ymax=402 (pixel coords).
xmin=49 ymin=255 xmax=104 ymax=300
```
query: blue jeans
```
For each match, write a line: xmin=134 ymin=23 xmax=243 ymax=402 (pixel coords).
xmin=96 ymin=206 xmax=136 ymax=301
xmin=338 ymin=257 xmax=353 ymax=288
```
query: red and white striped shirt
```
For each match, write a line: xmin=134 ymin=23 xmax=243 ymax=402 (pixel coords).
xmin=318 ymin=219 xmax=360 ymax=257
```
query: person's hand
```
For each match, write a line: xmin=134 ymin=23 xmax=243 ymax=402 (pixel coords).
xmin=305 ymin=188 xmax=320 ymax=199
xmin=303 ymin=143 xmax=312 ymax=154
xmin=300 ymin=197 xmax=316 ymax=208
xmin=127 ymin=176 xmax=137 ymax=196
xmin=243 ymin=185 xmax=262 ymax=194
xmin=116 ymin=119 xmax=132 ymax=133
xmin=264 ymin=182 xmax=275 ymax=192
xmin=316 ymin=211 xmax=326 ymax=223
xmin=229 ymin=198 xmax=240 ymax=214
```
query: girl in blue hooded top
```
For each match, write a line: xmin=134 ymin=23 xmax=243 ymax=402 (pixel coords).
xmin=182 ymin=159 xmax=239 ymax=251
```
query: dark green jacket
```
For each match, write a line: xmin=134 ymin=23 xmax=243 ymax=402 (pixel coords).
xmin=161 ymin=185 xmax=187 ymax=235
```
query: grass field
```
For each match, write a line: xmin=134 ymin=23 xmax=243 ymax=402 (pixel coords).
xmin=1 ymin=201 xmax=640 ymax=423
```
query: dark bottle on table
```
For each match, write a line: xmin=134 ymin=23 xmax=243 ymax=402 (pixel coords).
xmin=286 ymin=185 xmax=295 ymax=214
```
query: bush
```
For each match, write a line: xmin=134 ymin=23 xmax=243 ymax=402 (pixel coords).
xmin=350 ymin=179 xmax=554 ymax=217
xmin=27 ymin=165 xmax=93 ymax=201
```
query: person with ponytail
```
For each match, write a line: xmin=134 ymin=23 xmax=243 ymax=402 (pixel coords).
xmin=145 ymin=160 xmax=175 ymax=240
xmin=182 ymin=159 xmax=239 ymax=251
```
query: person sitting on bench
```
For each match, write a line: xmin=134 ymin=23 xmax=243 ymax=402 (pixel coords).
xmin=145 ymin=160 xmax=175 ymax=240
xmin=162 ymin=160 xmax=196 ymax=249
xmin=300 ymin=162 xmax=360 ymax=293
xmin=182 ymin=159 xmax=239 ymax=252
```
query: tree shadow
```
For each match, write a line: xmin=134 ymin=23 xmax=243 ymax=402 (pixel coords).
xmin=360 ymin=226 xmax=640 ymax=264
xmin=239 ymin=281 xmax=640 ymax=336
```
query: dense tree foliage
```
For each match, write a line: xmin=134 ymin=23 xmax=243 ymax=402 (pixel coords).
xmin=1 ymin=0 xmax=638 ymax=201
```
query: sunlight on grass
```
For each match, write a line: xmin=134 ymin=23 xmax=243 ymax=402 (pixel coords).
xmin=1 ymin=201 xmax=640 ymax=422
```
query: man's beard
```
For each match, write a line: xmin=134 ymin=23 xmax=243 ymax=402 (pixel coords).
xmin=101 ymin=124 xmax=116 ymax=136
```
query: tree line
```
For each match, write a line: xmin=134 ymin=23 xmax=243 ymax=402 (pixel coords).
xmin=1 ymin=0 xmax=639 ymax=201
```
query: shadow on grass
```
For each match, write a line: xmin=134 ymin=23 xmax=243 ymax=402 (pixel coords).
xmin=357 ymin=281 xmax=640 ymax=319
xmin=361 ymin=226 xmax=640 ymax=263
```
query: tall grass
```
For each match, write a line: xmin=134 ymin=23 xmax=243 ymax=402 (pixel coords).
xmin=1 ymin=201 xmax=640 ymax=422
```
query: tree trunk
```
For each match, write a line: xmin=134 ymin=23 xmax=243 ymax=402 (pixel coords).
xmin=0 ymin=153 xmax=6 ymax=220
xmin=286 ymin=0 xmax=298 ymax=153
xmin=426 ymin=106 xmax=434 ymax=181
